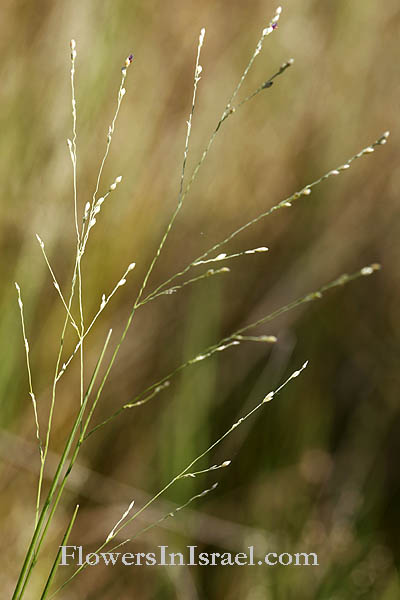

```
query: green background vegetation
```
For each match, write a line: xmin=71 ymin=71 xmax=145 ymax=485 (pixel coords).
xmin=0 ymin=0 xmax=398 ymax=598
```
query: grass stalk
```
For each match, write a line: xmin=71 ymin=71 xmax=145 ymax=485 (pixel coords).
xmin=139 ymin=133 xmax=389 ymax=307
xmin=52 ymin=360 xmax=307 ymax=596
xmin=39 ymin=504 xmax=79 ymax=600
xmin=11 ymin=330 xmax=112 ymax=599
xmin=85 ymin=263 xmax=380 ymax=439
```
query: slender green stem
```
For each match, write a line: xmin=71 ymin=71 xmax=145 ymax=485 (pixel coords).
xmin=15 ymin=283 xmax=44 ymax=526
xmin=107 ymin=363 xmax=308 ymax=539
xmin=27 ymin=330 xmax=112 ymax=583
xmin=237 ymin=58 xmax=293 ymax=107
xmin=52 ymin=54 xmax=288 ymax=387
xmin=69 ymin=40 xmax=79 ymax=245
xmin=80 ymin=61 xmax=129 ymax=249
xmin=52 ymin=262 xmax=136 ymax=384
xmin=174 ymin=50 xmax=286 ymax=231
xmin=139 ymin=133 xmax=389 ymax=306
xmin=52 ymin=360 xmax=307 ymax=596
xmin=36 ymin=237 xmax=80 ymax=335
xmin=133 ymin=28 xmax=205 ymax=308
xmin=85 ymin=263 xmax=380 ymax=439
xmin=147 ymin=265 xmax=230 ymax=301
xmin=38 ymin=40 xmax=292 ymax=494
xmin=35 ymin=256 xmax=80 ymax=552
xmin=98 ymin=482 xmax=219 ymax=556
xmin=60 ymin=32 xmax=206 ymax=459
xmin=74 ymin=46 xmax=294 ymax=455
xmin=33 ymin=50 xmax=132 ymax=556
xmin=12 ymin=393 xmax=82 ymax=599
xmin=40 ymin=504 xmax=79 ymax=600
xmin=12 ymin=331 xmax=112 ymax=599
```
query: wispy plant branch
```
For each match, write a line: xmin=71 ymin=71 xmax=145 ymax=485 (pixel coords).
xmin=52 ymin=360 xmax=308 ymax=596
xmin=85 ymin=262 xmax=380 ymax=439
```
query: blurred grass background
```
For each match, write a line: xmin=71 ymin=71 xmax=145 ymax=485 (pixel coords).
xmin=0 ymin=0 xmax=399 ymax=598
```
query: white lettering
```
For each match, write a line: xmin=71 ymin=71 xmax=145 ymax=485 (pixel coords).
xmin=86 ymin=553 xmax=99 ymax=566
xmin=59 ymin=545 xmax=77 ymax=566
xmin=265 ymin=552 xmax=277 ymax=565
xmin=101 ymin=552 xmax=120 ymax=566
xmin=279 ymin=553 xmax=292 ymax=566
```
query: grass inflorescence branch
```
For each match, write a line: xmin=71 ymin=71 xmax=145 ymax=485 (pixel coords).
xmin=52 ymin=360 xmax=308 ymax=597
xmin=85 ymin=262 xmax=381 ymax=440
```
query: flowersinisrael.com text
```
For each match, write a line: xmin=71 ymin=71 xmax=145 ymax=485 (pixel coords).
xmin=60 ymin=546 xmax=319 ymax=567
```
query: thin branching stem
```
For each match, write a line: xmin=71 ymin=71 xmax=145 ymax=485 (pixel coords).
xmin=15 ymin=283 xmax=44 ymax=526
xmin=11 ymin=331 xmax=112 ymax=600
xmin=31 ymin=50 xmax=133 ymax=551
xmin=139 ymin=132 xmax=389 ymax=306
xmin=52 ymin=360 xmax=307 ymax=596
xmin=54 ymin=262 xmax=136 ymax=381
xmin=237 ymin=58 xmax=294 ymax=107
xmin=60 ymin=19 xmax=290 ymax=448
xmin=85 ymin=263 xmax=380 ymax=439
xmin=80 ymin=63 xmax=129 ymax=252
xmin=39 ymin=18 xmax=290 ymax=398
xmin=133 ymin=27 xmax=205 ymax=306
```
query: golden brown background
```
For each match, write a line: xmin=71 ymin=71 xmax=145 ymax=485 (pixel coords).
xmin=0 ymin=0 xmax=399 ymax=598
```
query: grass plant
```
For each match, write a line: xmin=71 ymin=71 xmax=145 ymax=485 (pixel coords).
xmin=10 ymin=6 xmax=389 ymax=598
